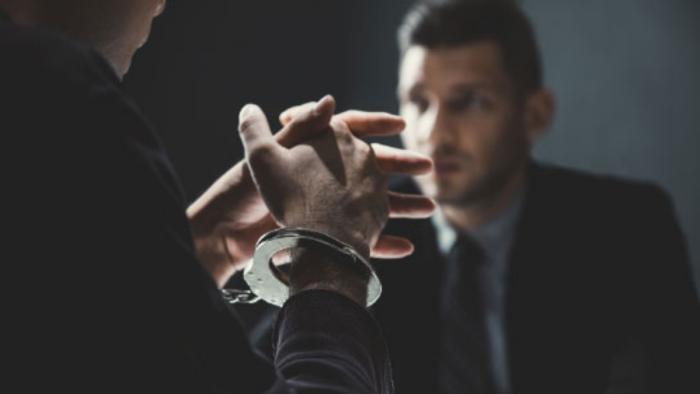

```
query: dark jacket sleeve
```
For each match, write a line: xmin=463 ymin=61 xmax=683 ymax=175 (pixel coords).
xmin=2 ymin=26 xmax=393 ymax=393
xmin=275 ymin=290 xmax=394 ymax=394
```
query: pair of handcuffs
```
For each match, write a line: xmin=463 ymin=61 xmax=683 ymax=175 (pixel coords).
xmin=222 ymin=228 xmax=382 ymax=308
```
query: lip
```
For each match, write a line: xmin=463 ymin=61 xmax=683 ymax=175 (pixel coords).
xmin=433 ymin=159 xmax=461 ymax=175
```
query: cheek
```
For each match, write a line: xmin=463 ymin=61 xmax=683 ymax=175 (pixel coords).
xmin=132 ymin=1 xmax=160 ymax=28
xmin=399 ymin=107 xmax=424 ymax=150
xmin=453 ymin=115 xmax=498 ymax=154
xmin=460 ymin=116 xmax=518 ymax=165
xmin=400 ymin=128 xmax=420 ymax=152
xmin=481 ymin=119 xmax=528 ymax=171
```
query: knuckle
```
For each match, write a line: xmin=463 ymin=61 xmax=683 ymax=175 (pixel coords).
xmin=238 ymin=117 xmax=261 ymax=134
xmin=332 ymin=119 xmax=352 ymax=137
xmin=247 ymin=143 xmax=276 ymax=164
xmin=336 ymin=129 xmax=353 ymax=144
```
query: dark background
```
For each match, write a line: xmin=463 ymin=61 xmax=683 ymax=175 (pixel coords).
xmin=124 ymin=0 xmax=700 ymax=290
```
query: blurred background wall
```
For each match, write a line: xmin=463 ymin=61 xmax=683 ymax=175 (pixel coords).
xmin=124 ymin=0 xmax=700 ymax=289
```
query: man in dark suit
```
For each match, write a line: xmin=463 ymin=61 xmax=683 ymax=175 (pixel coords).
xmin=1 ymin=0 xmax=436 ymax=392
xmin=372 ymin=1 xmax=700 ymax=394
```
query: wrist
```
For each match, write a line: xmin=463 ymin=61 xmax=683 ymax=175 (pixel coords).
xmin=242 ymin=227 xmax=381 ymax=308
xmin=288 ymin=246 xmax=370 ymax=307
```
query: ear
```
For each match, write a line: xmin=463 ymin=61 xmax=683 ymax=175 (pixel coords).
xmin=523 ymin=88 xmax=555 ymax=142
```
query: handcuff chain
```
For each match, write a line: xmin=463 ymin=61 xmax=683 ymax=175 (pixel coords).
xmin=221 ymin=288 xmax=261 ymax=304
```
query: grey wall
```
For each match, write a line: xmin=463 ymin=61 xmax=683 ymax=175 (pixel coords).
xmin=521 ymin=0 xmax=700 ymax=288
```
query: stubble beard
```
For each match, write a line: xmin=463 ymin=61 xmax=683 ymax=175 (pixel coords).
xmin=430 ymin=137 xmax=528 ymax=211
xmin=432 ymin=164 xmax=513 ymax=210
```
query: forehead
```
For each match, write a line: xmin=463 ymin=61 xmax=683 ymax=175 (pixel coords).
xmin=399 ymin=42 xmax=509 ymax=94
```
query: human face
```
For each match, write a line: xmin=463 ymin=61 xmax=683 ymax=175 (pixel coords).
xmin=37 ymin=0 xmax=167 ymax=77
xmin=398 ymin=42 xmax=532 ymax=206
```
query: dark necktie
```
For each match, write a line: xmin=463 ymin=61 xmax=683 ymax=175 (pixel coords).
xmin=439 ymin=234 xmax=495 ymax=394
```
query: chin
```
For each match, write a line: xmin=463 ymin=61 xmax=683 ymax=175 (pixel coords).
xmin=434 ymin=189 xmax=469 ymax=205
xmin=121 ymin=60 xmax=132 ymax=77
xmin=435 ymin=174 xmax=466 ymax=195
xmin=432 ymin=177 xmax=486 ymax=206
xmin=116 ymin=47 xmax=140 ymax=78
xmin=119 ymin=47 xmax=139 ymax=76
xmin=417 ymin=172 xmax=482 ymax=204
xmin=416 ymin=178 xmax=458 ymax=203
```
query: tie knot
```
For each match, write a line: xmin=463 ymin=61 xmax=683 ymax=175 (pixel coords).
xmin=449 ymin=234 xmax=484 ymax=270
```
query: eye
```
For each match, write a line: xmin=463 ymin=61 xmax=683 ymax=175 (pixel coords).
xmin=409 ymin=95 xmax=430 ymax=113
xmin=447 ymin=93 xmax=491 ymax=112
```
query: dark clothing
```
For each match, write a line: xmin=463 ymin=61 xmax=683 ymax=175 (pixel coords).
xmin=439 ymin=236 xmax=494 ymax=393
xmin=1 ymin=11 xmax=392 ymax=393
xmin=374 ymin=164 xmax=700 ymax=394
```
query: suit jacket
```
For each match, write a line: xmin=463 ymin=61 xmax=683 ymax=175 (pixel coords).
xmin=373 ymin=163 xmax=700 ymax=394
xmin=1 ymin=10 xmax=392 ymax=393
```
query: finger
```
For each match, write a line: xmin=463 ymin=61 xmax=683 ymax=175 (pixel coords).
xmin=388 ymin=191 xmax=436 ymax=218
xmin=279 ymin=102 xmax=316 ymax=126
xmin=371 ymin=235 xmax=415 ymax=259
xmin=335 ymin=110 xmax=406 ymax=138
xmin=283 ymin=107 xmax=406 ymax=140
xmin=275 ymin=95 xmax=336 ymax=148
xmin=238 ymin=104 xmax=277 ymax=157
xmin=373 ymin=143 xmax=434 ymax=176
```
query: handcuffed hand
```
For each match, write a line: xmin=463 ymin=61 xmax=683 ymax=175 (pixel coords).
xmin=187 ymin=96 xmax=434 ymax=289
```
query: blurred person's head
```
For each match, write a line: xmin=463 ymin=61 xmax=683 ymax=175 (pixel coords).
xmin=398 ymin=0 xmax=554 ymax=217
xmin=0 ymin=0 xmax=166 ymax=78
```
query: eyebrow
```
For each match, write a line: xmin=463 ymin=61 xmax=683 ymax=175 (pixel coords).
xmin=449 ymin=82 xmax=498 ymax=94
xmin=398 ymin=82 xmax=501 ymax=100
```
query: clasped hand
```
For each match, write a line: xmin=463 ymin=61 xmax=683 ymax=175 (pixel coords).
xmin=188 ymin=96 xmax=434 ymax=302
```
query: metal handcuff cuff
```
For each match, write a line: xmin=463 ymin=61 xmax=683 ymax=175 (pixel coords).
xmin=222 ymin=228 xmax=382 ymax=307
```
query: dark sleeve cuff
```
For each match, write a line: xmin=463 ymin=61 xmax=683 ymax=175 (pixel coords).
xmin=273 ymin=289 xmax=394 ymax=394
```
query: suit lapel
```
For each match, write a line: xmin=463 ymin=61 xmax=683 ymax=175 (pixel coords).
xmin=505 ymin=164 xmax=611 ymax=393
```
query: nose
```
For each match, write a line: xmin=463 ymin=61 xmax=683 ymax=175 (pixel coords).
xmin=419 ymin=104 xmax=459 ymax=148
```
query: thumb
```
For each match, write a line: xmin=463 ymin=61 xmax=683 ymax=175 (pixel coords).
xmin=238 ymin=104 xmax=277 ymax=157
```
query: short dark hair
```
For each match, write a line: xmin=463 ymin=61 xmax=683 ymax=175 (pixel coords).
xmin=398 ymin=0 xmax=543 ymax=97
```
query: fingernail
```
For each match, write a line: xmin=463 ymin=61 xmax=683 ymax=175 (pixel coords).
xmin=239 ymin=104 xmax=259 ymax=122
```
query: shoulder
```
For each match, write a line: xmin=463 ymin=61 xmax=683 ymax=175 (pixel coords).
xmin=0 ymin=21 xmax=176 ymax=197
xmin=531 ymin=162 xmax=673 ymax=214
xmin=0 ymin=21 xmax=153 ymax=145
xmin=0 ymin=21 xmax=117 ymax=99
xmin=528 ymin=162 xmax=684 ymax=250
